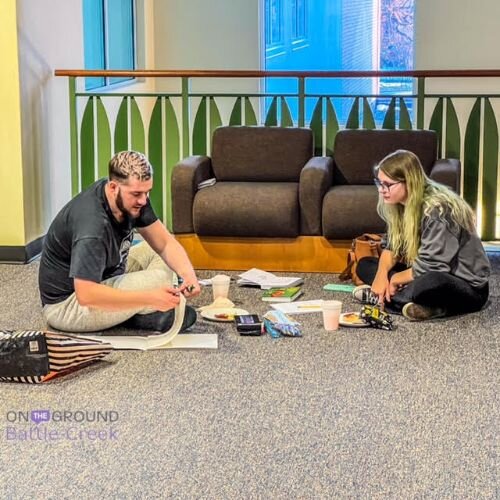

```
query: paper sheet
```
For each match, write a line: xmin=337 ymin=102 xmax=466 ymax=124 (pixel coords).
xmin=80 ymin=295 xmax=218 ymax=350
xmin=270 ymin=300 xmax=324 ymax=315
xmin=237 ymin=268 xmax=303 ymax=289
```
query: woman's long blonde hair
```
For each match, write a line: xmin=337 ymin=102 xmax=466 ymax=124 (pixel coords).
xmin=375 ymin=150 xmax=476 ymax=264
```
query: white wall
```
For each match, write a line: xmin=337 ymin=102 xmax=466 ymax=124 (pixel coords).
xmin=415 ymin=0 xmax=500 ymax=69
xmin=16 ymin=0 xmax=84 ymax=242
xmin=152 ymin=0 xmax=260 ymax=70
xmin=16 ymin=0 xmax=156 ymax=241
xmin=152 ymin=0 xmax=260 ymax=96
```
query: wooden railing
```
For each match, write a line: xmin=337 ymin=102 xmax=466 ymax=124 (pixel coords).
xmin=55 ymin=69 xmax=500 ymax=240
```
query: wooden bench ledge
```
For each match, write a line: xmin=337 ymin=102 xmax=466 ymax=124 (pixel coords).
xmin=175 ymin=234 xmax=351 ymax=273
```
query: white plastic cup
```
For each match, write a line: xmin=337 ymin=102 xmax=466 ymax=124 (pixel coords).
xmin=212 ymin=274 xmax=231 ymax=300
xmin=322 ymin=300 xmax=342 ymax=331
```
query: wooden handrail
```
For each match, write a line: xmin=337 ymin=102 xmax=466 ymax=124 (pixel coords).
xmin=54 ymin=69 xmax=500 ymax=78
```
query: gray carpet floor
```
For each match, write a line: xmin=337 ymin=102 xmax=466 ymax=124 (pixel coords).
xmin=0 ymin=258 xmax=498 ymax=499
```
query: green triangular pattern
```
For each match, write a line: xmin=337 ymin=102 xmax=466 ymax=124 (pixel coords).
xmin=209 ymin=97 xmax=223 ymax=143
xmin=345 ymin=98 xmax=360 ymax=129
xmin=463 ymin=98 xmax=481 ymax=210
xmin=325 ymin=98 xmax=339 ymax=156
xmin=244 ymin=98 xmax=257 ymax=126
xmin=399 ymin=98 xmax=412 ymax=130
xmin=114 ymin=97 xmax=129 ymax=153
xmin=445 ymin=98 xmax=461 ymax=160
xmin=310 ymin=98 xmax=323 ymax=156
xmin=265 ymin=97 xmax=278 ymax=126
xmin=428 ymin=98 xmax=444 ymax=156
xmin=95 ymin=97 xmax=111 ymax=179
xmin=280 ymin=97 xmax=294 ymax=127
xmin=382 ymin=97 xmax=396 ymax=129
xmin=362 ymin=98 xmax=376 ymax=130
xmin=130 ymin=97 xmax=145 ymax=153
xmin=229 ymin=97 xmax=242 ymax=126
xmin=164 ymin=97 xmax=181 ymax=229
xmin=192 ymin=97 xmax=207 ymax=155
xmin=481 ymin=98 xmax=498 ymax=240
xmin=148 ymin=97 xmax=164 ymax=220
xmin=80 ymin=97 xmax=95 ymax=190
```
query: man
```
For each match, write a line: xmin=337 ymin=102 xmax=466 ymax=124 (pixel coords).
xmin=39 ymin=151 xmax=200 ymax=333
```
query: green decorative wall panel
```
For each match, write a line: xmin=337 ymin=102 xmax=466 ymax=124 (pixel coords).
xmin=346 ymin=98 xmax=360 ymax=129
xmin=445 ymin=98 xmax=460 ymax=159
xmin=66 ymin=74 xmax=500 ymax=240
xmin=192 ymin=97 xmax=207 ymax=155
xmin=482 ymin=98 xmax=498 ymax=239
xmin=382 ymin=97 xmax=396 ymax=130
xmin=463 ymin=98 xmax=481 ymax=211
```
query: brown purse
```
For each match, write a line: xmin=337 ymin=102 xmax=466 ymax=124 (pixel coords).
xmin=339 ymin=233 xmax=383 ymax=285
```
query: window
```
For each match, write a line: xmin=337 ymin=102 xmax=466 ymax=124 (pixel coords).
xmin=292 ymin=0 xmax=307 ymax=41
xmin=264 ymin=0 xmax=415 ymax=123
xmin=83 ymin=0 xmax=136 ymax=90
xmin=265 ymin=0 xmax=284 ymax=50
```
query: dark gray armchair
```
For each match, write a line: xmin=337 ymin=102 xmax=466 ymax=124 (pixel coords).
xmin=172 ymin=126 xmax=333 ymax=238
xmin=322 ymin=129 xmax=461 ymax=240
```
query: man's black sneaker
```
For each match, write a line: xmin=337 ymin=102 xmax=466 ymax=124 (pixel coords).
xmin=402 ymin=302 xmax=446 ymax=321
xmin=123 ymin=306 xmax=197 ymax=332
xmin=352 ymin=284 xmax=379 ymax=305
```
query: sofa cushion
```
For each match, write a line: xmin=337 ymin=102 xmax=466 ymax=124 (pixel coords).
xmin=333 ymin=129 xmax=438 ymax=185
xmin=193 ymin=182 xmax=300 ymax=237
xmin=322 ymin=185 xmax=386 ymax=240
xmin=211 ymin=126 xmax=313 ymax=182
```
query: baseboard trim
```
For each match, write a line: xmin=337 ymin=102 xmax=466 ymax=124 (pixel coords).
xmin=0 ymin=236 xmax=44 ymax=264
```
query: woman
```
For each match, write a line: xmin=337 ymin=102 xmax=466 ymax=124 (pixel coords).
xmin=354 ymin=149 xmax=490 ymax=321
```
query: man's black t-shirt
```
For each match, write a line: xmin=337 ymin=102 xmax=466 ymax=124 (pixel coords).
xmin=39 ymin=179 xmax=157 ymax=305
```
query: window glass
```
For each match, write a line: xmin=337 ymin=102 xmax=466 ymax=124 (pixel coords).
xmin=264 ymin=0 xmax=415 ymax=123
xmin=83 ymin=0 xmax=105 ymax=90
xmin=83 ymin=0 xmax=135 ymax=90
xmin=107 ymin=0 xmax=135 ymax=85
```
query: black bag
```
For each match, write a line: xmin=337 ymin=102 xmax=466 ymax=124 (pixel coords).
xmin=0 ymin=330 xmax=112 ymax=383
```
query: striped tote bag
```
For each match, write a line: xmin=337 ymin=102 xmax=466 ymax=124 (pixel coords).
xmin=0 ymin=330 xmax=112 ymax=384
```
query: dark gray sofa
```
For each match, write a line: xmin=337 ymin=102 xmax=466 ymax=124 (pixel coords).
xmin=170 ymin=126 xmax=460 ymax=271
xmin=172 ymin=126 xmax=333 ymax=238
xmin=322 ymin=129 xmax=461 ymax=239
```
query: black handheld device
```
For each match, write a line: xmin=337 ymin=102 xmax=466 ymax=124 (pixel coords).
xmin=234 ymin=314 xmax=262 ymax=336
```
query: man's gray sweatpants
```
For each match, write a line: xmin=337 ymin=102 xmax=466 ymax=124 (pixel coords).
xmin=42 ymin=242 xmax=174 ymax=333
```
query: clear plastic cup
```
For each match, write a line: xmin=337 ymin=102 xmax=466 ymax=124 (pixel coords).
xmin=211 ymin=274 xmax=231 ymax=300
xmin=322 ymin=300 xmax=342 ymax=331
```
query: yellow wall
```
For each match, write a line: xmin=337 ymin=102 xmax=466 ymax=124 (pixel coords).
xmin=0 ymin=0 xmax=25 ymax=246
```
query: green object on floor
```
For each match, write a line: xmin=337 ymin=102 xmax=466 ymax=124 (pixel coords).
xmin=323 ymin=283 xmax=356 ymax=292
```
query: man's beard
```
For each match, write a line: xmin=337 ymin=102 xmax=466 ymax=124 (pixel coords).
xmin=116 ymin=189 xmax=141 ymax=220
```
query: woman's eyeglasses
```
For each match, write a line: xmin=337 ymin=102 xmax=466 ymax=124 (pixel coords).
xmin=373 ymin=178 xmax=403 ymax=192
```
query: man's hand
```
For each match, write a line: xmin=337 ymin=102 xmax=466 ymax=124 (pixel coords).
xmin=178 ymin=281 xmax=201 ymax=298
xmin=138 ymin=221 xmax=202 ymax=299
xmin=148 ymin=286 xmax=182 ymax=311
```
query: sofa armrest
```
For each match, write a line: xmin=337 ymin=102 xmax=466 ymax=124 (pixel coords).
xmin=430 ymin=159 xmax=461 ymax=194
xmin=299 ymin=156 xmax=334 ymax=235
xmin=171 ymin=156 xmax=213 ymax=233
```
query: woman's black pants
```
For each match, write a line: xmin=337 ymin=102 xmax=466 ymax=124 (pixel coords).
xmin=356 ymin=257 xmax=489 ymax=316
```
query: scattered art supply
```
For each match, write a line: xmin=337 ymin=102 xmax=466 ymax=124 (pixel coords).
xmin=323 ymin=283 xmax=356 ymax=293
xmin=261 ymin=286 xmax=303 ymax=303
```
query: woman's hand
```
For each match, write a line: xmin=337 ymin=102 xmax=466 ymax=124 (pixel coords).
xmin=370 ymin=248 xmax=398 ymax=306
xmin=371 ymin=273 xmax=390 ymax=306
xmin=388 ymin=269 xmax=413 ymax=300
